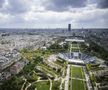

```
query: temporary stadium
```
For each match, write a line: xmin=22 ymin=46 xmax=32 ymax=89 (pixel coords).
xmin=58 ymin=38 xmax=96 ymax=64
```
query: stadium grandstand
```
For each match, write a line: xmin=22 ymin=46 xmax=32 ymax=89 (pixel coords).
xmin=58 ymin=37 xmax=96 ymax=64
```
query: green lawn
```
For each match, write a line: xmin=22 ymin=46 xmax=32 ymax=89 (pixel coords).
xmin=55 ymin=60 xmax=65 ymax=67
xmin=35 ymin=81 xmax=50 ymax=90
xmin=71 ymin=46 xmax=80 ymax=52
xmin=52 ymin=81 xmax=60 ymax=90
xmin=71 ymin=48 xmax=79 ymax=52
xmin=69 ymin=66 xmax=87 ymax=90
xmin=72 ymin=43 xmax=78 ymax=47
xmin=71 ymin=79 xmax=86 ymax=90
xmin=71 ymin=66 xmax=85 ymax=79
xmin=39 ymin=64 xmax=58 ymax=76
xmin=71 ymin=43 xmax=81 ymax=52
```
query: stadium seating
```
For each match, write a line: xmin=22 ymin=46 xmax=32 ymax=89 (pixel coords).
xmin=58 ymin=52 xmax=96 ymax=64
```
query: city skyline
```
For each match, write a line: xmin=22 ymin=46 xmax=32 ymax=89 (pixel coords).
xmin=0 ymin=0 xmax=108 ymax=28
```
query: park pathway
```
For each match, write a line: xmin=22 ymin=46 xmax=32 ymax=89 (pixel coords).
xmin=83 ymin=67 xmax=93 ymax=90
xmin=49 ymin=78 xmax=52 ymax=90
xmin=65 ymin=65 xmax=70 ymax=90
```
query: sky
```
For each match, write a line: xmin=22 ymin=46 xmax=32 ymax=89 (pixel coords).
xmin=0 ymin=0 xmax=108 ymax=28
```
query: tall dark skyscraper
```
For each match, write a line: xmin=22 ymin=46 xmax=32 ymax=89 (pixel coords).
xmin=68 ymin=24 xmax=71 ymax=31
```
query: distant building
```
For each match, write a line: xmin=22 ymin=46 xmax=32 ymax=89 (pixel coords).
xmin=68 ymin=24 xmax=71 ymax=31
xmin=0 ymin=56 xmax=14 ymax=70
xmin=10 ymin=62 xmax=24 ymax=74
xmin=10 ymin=60 xmax=29 ymax=74
xmin=0 ymin=72 xmax=11 ymax=81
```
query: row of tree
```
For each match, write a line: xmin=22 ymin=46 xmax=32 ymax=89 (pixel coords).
xmin=86 ymin=41 xmax=108 ymax=61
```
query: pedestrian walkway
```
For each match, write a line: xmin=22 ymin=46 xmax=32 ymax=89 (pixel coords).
xmin=65 ymin=65 xmax=70 ymax=90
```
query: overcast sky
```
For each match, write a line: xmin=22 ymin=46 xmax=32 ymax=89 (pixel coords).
xmin=0 ymin=0 xmax=108 ymax=28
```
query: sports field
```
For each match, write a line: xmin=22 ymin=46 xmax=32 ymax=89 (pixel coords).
xmin=71 ymin=66 xmax=85 ymax=79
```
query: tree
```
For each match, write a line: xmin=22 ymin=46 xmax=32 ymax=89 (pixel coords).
xmin=1 ymin=76 xmax=24 ymax=90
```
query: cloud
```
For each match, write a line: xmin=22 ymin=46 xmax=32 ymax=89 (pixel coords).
xmin=0 ymin=0 xmax=108 ymax=28
xmin=44 ymin=0 xmax=87 ymax=11
xmin=0 ymin=0 xmax=43 ymax=14
xmin=7 ymin=0 xmax=29 ymax=13
xmin=5 ymin=0 xmax=34 ymax=14
xmin=0 ymin=0 xmax=5 ymax=8
xmin=74 ymin=9 xmax=108 ymax=28
xmin=23 ymin=8 xmax=108 ymax=28
xmin=89 ymin=0 xmax=108 ymax=9
xmin=97 ymin=0 xmax=108 ymax=9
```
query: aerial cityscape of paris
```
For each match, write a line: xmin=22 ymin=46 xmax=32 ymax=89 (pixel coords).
xmin=0 ymin=0 xmax=108 ymax=90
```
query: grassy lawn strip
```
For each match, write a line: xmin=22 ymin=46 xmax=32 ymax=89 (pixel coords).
xmin=39 ymin=65 xmax=57 ymax=77
xmin=40 ymin=64 xmax=59 ymax=75
xmin=52 ymin=80 xmax=60 ymax=90
xmin=72 ymin=79 xmax=86 ymax=90
xmin=55 ymin=60 xmax=65 ymax=67
xmin=72 ymin=43 xmax=78 ymax=47
xmin=71 ymin=66 xmax=85 ymax=79
xmin=71 ymin=49 xmax=79 ymax=52
xmin=28 ymin=81 xmax=50 ymax=90
xmin=36 ymin=81 xmax=50 ymax=90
